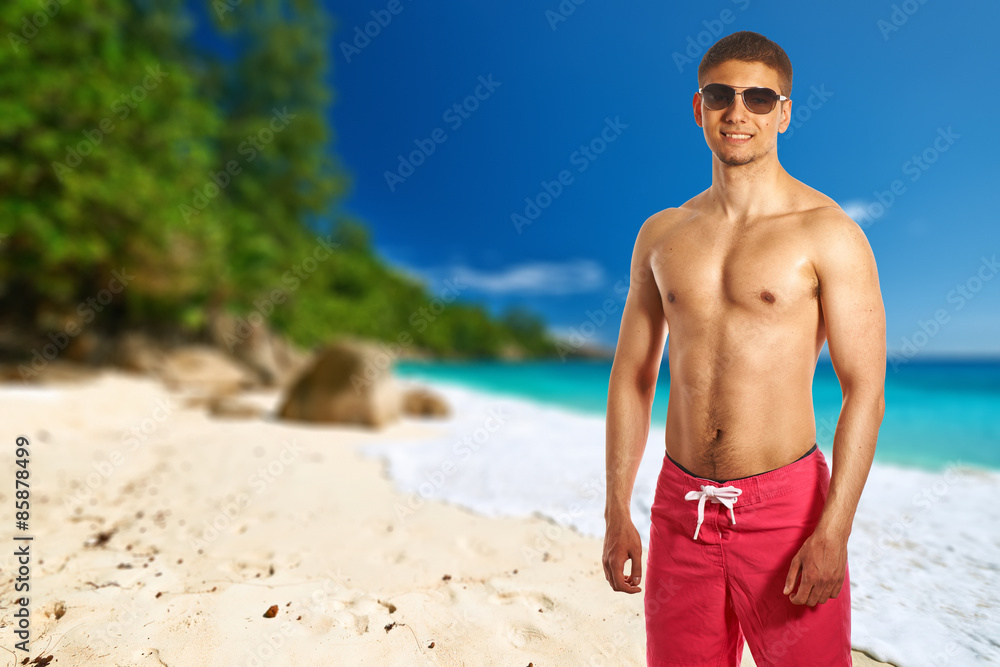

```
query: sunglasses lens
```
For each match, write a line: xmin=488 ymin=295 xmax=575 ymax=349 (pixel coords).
xmin=702 ymin=84 xmax=734 ymax=110
xmin=744 ymin=88 xmax=778 ymax=114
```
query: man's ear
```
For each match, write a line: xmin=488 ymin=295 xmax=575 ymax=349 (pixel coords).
xmin=778 ymin=99 xmax=793 ymax=133
xmin=693 ymin=92 xmax=703 ymax=128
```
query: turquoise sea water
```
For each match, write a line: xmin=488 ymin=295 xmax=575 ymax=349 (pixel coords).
xmin=395 ymin=357 xmax=1000 ymax=472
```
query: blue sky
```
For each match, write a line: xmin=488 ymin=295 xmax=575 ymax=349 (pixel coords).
xmin=322 ymin=0 xmax=999 ymax=358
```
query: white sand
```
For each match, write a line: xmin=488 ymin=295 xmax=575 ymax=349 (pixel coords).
xmin=0 ymin=371 xmax=893 ymax=665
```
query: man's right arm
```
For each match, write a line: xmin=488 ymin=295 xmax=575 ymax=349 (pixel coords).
xmin=602 ymin=212 xmax=670 ymax=593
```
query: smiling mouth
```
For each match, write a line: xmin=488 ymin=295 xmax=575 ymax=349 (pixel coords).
xmin=721 ymin=132 xmax=752 ymax=139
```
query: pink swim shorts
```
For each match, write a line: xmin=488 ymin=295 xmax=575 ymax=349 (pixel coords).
xmin=644 ymin=443 xmax=851 ymax=666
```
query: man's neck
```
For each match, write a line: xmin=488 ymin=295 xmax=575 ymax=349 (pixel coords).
xmin=706 ymin=152 xmax=790 ymax=222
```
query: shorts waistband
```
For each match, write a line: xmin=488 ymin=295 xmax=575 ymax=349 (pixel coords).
xmin=660 ymin=443 xmax=825 ymax=508
xmin=666 ymin=443 xmax=817 ymax=483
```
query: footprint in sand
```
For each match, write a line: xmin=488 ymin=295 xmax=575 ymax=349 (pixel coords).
xmin=499 ymin=621 xmax=548 ymax=648
xmin=487 ymin=587 xmax=556 ymax=612
xmin=331 ymin=609 xmax=370 ymax=634
xmin=219 ymin=558 xmax=275 ymax=579
xmin=456 ymin=536 xmax=497 ymax=558
xmin=302 ymin=588 xmax=393 ymax=637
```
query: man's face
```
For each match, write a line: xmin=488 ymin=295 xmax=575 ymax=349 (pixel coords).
xmin=694 ymin=60 xmax=791 ymax=167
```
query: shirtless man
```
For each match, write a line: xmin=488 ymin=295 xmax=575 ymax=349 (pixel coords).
xmin=601 ymin=31 xmax=886 ymax=666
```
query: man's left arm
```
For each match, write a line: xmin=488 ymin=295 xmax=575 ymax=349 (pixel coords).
xmin=784 ymin=211 xmax=887 ymax=607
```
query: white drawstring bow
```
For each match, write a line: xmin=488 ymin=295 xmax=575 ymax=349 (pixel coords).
xmin=684 ymin=484 xmax=743 ymax=540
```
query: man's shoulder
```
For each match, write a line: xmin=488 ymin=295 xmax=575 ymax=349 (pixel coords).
xmin=778 ymin=182 xmax=874 ymax=272
xmin=796 ymin=197 xmax=876 ymax=274
xmin=801 ymin=202 xmax=866 ymax=243
xmin=639 ymin=200 xmax=701 ymax=236
xmin=789 ymin=183 xmax=863 ymax=237
xmin=632 ymin=206 xmax=689 ymax=259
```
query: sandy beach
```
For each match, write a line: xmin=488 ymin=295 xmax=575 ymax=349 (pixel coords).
xmin=1 ymin=370 xmax=904 ymax=665
xmin=6 ymin=2 xmax=1000 ymax=665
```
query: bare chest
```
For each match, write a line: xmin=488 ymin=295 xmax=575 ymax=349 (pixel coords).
xmin=651 ymin=221 xmax=820 ymax=319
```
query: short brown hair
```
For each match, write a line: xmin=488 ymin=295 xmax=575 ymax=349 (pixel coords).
xmin=698 ymin=31 xmax=793 ymax=98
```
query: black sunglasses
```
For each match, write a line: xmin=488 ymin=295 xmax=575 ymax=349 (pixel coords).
xmin=698 ymin=83 xmax=789 ymax=115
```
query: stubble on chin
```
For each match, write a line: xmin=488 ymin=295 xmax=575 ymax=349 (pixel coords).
xmin=715 ymin=149 xmax=756 ymax=167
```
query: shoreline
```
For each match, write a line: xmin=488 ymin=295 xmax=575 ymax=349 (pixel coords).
xmin=362 ymin=376 xmax=999 ymax=667
xmin=2 ymin=370 xmax=990 ymax=664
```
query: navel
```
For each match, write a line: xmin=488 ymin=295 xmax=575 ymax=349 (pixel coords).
xmin=759 ymin=290 xmax=776 ymax=304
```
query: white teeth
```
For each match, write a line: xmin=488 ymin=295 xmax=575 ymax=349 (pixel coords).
xmin=724 ymin=133 xmax=751 ymax=139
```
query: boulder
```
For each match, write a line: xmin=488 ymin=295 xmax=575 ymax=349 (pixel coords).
xmin=269 ymin=332 xmax=312 ymax=387
xmin=208 ymin=311 xmax=312 ymax=388
xmin=63 ymin=329 xmax=109 ymax=364
xmin=208 ymin=396 xmax=264 ymax=419
xmin=114 ymin=331 xmax=169 ymax=374
xmin=0 ymin=360 xmax=99 ymax=384
xmin=402 ymin=386 xmax=450 ymax=417
xmin=276 ymin=338 xmax=401 ymax=428
xmin=157 ymin=345 xmax=258 ymax=396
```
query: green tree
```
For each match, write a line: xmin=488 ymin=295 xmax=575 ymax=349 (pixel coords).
xmin=0 ymin=0 xmax=229 ymax=333
xmin=0 ymin=0 xmax=563 ymax=361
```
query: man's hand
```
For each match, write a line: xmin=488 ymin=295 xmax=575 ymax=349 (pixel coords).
xmin=782 ymin=526 xmax=848 ymax=606
xmin=603 ymin=517 xmax=643 ymax=594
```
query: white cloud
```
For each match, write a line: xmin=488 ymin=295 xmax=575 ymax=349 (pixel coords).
xmin=840 ymin=199 xmax=872 ymax=226
xmin=455 ymin=259 xmax=604 ymax=295
xmin=407 ymin=258 xmax=606 ymax=296
xmin=842 ymin=198 xmax=928 ymax=235
xmin=546 ymin=325 xmax=616 ymax=347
